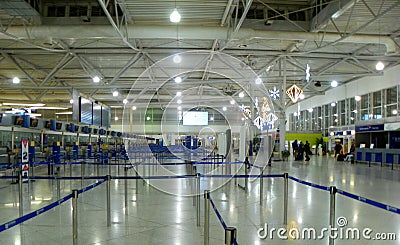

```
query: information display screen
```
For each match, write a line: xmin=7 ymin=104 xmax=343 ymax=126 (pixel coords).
xmin=183 ymin=111 xmax=208 ymax=126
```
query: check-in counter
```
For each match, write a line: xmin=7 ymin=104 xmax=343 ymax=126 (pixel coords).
xmin=356 ymin=148 xmax=400 ymax=165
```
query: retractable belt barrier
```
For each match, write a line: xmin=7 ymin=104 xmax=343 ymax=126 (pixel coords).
xmin=0 ymin=178 xmax=106 ymax=233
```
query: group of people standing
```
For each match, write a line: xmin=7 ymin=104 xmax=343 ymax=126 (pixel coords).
xmin=292 ymin=140 xmax=313 ymax=161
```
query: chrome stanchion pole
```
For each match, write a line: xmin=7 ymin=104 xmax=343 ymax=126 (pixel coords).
xmin=225 ymin=227 xmax=237 ymax=245
xmin=19 ymin=171 xmax=23 ymax=217
xmin=57 ymin=175 xmax=61 ymax=200
xmin=106 ymin=175 xmax=111 ymax=227
xmin=80 ymin=163 xmax=84 ymax=188
xmin=260 ymin=169 xmax=264 ymax=205
xmin=124 ymin=167 xmax=128 ymax=214
xmin=244 ymin=159 xmax=248 ymax=192
xmin=72 ymin=189 xmax=78 ymax=245
xmin=329 ymin=186 xmax=337 ymax=245
xmin=135 ymin=167 xmax=139 ymax=194
xmin=283 ymin=173 xmax=288 ymax=225
xmin=204 ymin=190 xmax=210 ymax=245
xmin=196 ymin=173 xmax=200 ymax=227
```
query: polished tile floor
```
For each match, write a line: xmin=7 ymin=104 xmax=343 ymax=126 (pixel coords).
xmin=0 ymin=154 xmax=400 ymax=244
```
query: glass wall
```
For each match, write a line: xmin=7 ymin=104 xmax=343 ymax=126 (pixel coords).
xmin=289 ymin=86 xmax=399 ymax=134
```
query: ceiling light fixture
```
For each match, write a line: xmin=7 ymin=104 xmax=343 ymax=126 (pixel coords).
xmin=331 ymin=80 xmax=338 ymax=87
xmin=113 ymin=91 xmax=119 ymax=97
xmin=222 ymin=106 xmax=227 ymax=111
xmin=177 ymin=106 xmax=182 ymax=110
xmin=354 ymin=96 xmax=361 ymax=101
xmin=69 ymin=99 xmax=74 ymax=104
xmin=3 ymin=102 xmax=45 ymax=107
xmin=174 ymin=76 xmax=182 ymax=83
xmin=115 ymin=116 xmax=119 ymax=121
xmin=55 ymin=111 xmax=73 ymax=115
xmin=93 ymin=76 xmax=100 ymax=83
xmin=132 ymin=106 xmax=137 ymax=110
xmin=331 ymin=102 xmax=336 ymax=107
xmin=255 ymin=77 xmax=262 ymax=85
xmin=176 ymin=91 xmax=182 ymax=97
xmin=173 ymin=54 xmax=182 ymax=63
xmin=230 ymin=100 xmax=235 ymax=105
xmin=375 ymin=61 xmax=384 ymax=71
xmin=123 ymin=99 xmax=128 ymax=104
xmin=239 ymin=92 xmax=244 ymax=98
xmin=177 ymin=99 xmax=182 ymax=104
xmin=170 ymin=8 xmax=181 ymax=23
xmin=31 ymin=107 xmax=68 ymax=110
xmin=12 ymin=77 xmax=20 ymax=84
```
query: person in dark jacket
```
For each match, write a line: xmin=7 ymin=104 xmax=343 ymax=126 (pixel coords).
xmin=304 ymin=141 xmax=311 ymax=161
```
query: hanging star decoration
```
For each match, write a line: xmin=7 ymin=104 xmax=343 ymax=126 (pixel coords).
xmin=265 ymin=112 xmax=278 ymax=127
xmin=269 ymin=86 xmax=280 ymax=100
xmin=286 ymin=84 xmax=303 ymax=103
xmin=253 ymin=116 xmax=264 ymax=130
xmin=240 ymin=104 xmax=252 ymax=119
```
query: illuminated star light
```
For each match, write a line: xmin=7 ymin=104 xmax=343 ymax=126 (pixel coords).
xmin=269 ymin=87 xmax=280 ymax=100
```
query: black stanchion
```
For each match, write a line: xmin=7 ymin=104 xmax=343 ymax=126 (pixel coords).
xmin=225 ymin=227 xmax=237 ymax=245
xmin=329 ymin=186 xmax=337 ymax=245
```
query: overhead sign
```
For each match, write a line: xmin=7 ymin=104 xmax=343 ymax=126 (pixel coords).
xmin=21 ymin=139 xmax=29 ymax=182
xmin=21 ymin=139 xmax=29 ymax=163
xmin=355 ymin=124 xmax=384 ymax=132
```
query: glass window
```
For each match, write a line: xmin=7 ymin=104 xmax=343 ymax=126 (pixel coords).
xmin=360 ymin=94 xmax=369 ymax=120
xmin=385 ymin=87 xmax=397 ymax=117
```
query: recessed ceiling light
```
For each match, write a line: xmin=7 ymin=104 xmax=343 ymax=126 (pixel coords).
xmin=170 ymin=8 xmax=181 ymax=23
xmin=176 ymin=91 xmax=182 ymax=97
xmin=113 ymin=91 xmax=119 ymax=97
xmin=69 ymin=99 xmax=74 ymax=104
xmin=255 ymin=77 xmax=262 ymax=85
xmin=12 ymin=77 xmax=20 ymax=84
xmin=177 ymin=99 xmax=182 ymax=104
xmin=132 ymin=106 xmax=137 ymax=110
xmin=210 ymin=116 xmax=214 ymax=121
xmin=173 ymin=54 xmax=182 ymax=63
xmin=375 ymin=61 xmax=384 ymax=71
xmin=222 ymin=106 xmax=227 ymax=111
xmin=93 ymin=76 xmax=100 ymax=83
xmin=230 ymin=100 xmax=235 ymax=105
xmin=174 ymin=76 xmax=182 ymax=83
xmin=239 ymin=92 xmax=244 ymax=98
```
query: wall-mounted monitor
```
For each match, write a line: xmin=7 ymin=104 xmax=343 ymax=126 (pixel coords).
xmin=14 ymin=116 xmax=24 ymax=126
xmin=93 ymin=129 xmax=98 ymax=134
xmin=66 ymin=124 xmax=71 ymax=131
xmin=30 ymin=118 xmax=39 ymax=127
xmin=88 ymin=128 xmax=92 ymax=134
xmin=74 ymin=125 xmax=79 ymax=132
xmin=45 ymin=121 xmax=51 ymax=129
xmin=56 ymin=122 xmax=62 ymax=130
xmin=183 ymin=111 xmax=208 ymax=126
xmin=0 ymin=113 xmax=3 ymax=123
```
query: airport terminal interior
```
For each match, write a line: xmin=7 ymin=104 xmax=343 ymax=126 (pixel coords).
xmin=0 ymin=0 xmax=400 ymax=244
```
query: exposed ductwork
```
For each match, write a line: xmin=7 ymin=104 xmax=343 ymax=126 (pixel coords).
xmin=1 ymin=25 xmax=398 ymax=55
